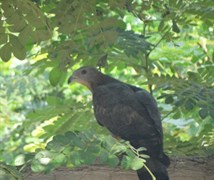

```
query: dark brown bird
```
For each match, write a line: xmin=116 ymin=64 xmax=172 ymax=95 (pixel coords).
xmin=68 ymin=66 xmax=170 ymax=180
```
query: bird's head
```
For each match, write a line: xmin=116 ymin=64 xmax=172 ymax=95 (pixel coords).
xmin=68 ymin=66 xmax=102 ymax=90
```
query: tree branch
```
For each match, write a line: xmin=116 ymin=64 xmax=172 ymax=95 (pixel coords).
xmin=144 ymin=28 xmax=171 ymax=95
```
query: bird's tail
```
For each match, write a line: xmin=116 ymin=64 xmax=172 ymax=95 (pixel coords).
xmin=137 ymin=157 xmax=169 ymax=180
xmin=130 ymin=139 xmax=170 ymax=180
xmin=160 ymin=153 xmax=170 ymax=168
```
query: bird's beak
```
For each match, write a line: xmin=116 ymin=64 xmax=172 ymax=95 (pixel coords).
xmin=68 ymin=71 xmax=79 ymax=84
xmin=68 ymin=76 xmax=73 ymax=84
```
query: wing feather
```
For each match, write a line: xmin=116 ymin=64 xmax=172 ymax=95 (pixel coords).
xmin=93 ymin=83 xmax=161 ymax=141
xmin=134 ymin=89 xmax=163 ymax=137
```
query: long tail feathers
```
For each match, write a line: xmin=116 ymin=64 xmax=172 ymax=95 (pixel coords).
xmin=160 ymin=153 xmax=170 ymax=168
xmin=130 ymin=140 xmax=170 ymax=180
xmin=137 ymin=158 xmax=169 ymax=180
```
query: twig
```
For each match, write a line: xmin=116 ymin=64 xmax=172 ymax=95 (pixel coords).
xmin=161 ymin=107 xmax=178 ymax=121
xmin=147 ymin=27 xmax=171 ymax=57
xmin=128 ymin=143 xmax=156 ymax=180
xmin=143 ymin=164 xmax=156 ymax=180
xmin=143 ymin=23 xmax=147 ymax=37
xmin=144 ymin=28 xmax=171 ymax=95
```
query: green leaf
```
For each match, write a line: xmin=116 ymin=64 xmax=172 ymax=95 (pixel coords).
xmin=14 ymin=154 xmax=25 ymax=166
xmin=106 ymin=154 xmax=119 ymax=167
xmin=49 ymin=67 xmax=61 ymax=86
xmin=53 ymin=134 xmax=70 ymax=146
xmin=130 ymin=156 xmax=145 ymax=170
xmin=199 ymin=108 xmax=208 ymax=119
xmin=97 ymin=54 xmax=108 ymax=67
xmin=0 ymin=33 xmax=8 ymax=44
xmin=31 ymin=159 xmax=46 ymax=172
xmin=8 ymin=17 xmax=27 ymax=32
xmin=140 ymin=154 xmax=150 ymax=159
xmin=52 ymin=153 xmax=66 ymax=165
xmin=185 ymin=99 xmax=196 ymax=110
xmin=79 ymin=150 xmax=97 ymax=165
xmin=0 ymin=22 xmax=5 ymax=33
xmin=169 ymin=0 xmax=177 ymax=7
xmin=71 ymin=136 xmax=84 ymax=149
xmin=46 ymin=96 xmax=63 ymax=105
xmin=70 ymin=151 xmax=82 ymax=166
xmin=0 ymin=43 xmax=12 ymax=62
xmin=100 ymin=18 xmax=126 ymax=30
xmin=173 ymin=111 xmax=181 ymax=119
xmin=46 ymin=141 xmax=64 ymax=152
xmin=2 ymin=152 xmax=14 ymax=165
xmin=165 ymin=95 xmax=174 ymax=104
xmin=0 ymin=163 xmax=22 ymax=180
xmin=137 ymin=147 xmax=147 ymax=152
xmin=121 ymin=156 xmax=146 ymax=171
xmin=121 ymin=155 xmax=130 ymax=169
xmin=65 ymin=131 xmax=77 ymax=140
xmin=158 ymin=20 xmax=165 ymax=32
xmin=209 ymin=108 xmax=214 ymax=119
xmin=33 ymin=29 xmax=52 ymax=42
xmin=99 ymin=150 xmax=109 ymax=163
xmin=18 ymin=25 xmax=34 ymax=45
xmin=10 ymin=34 xmax=26 ymax=60
xmin=86 ymin=145 xmax=100 ymax=154
xmin=172 ymin=19 xmax=180 ymax=33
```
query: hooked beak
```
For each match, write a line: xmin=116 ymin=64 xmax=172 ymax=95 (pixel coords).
xmin=68 ymin=71 xmax=79 ymax=84
xmin=68 ymin=76 xmax=74 ymax=84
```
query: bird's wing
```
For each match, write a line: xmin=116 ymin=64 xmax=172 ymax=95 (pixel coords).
xmin=93 ymin=83 xmax=162 ymax=140
xmin=133 ymin=87 xmax=163 ymax=138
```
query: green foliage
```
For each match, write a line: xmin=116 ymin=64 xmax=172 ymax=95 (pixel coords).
xmin=0 ymin=0 xmax=52 ymax=61
xmin=0 ymin=163 xmax=22 ymax=180
xmin=30 ymin=131 xmax=146 ymax=173
xmin=0 ymin=0 xmax=214 ymax=177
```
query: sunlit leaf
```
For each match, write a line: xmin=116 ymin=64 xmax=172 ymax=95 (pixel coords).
xmin=130 ymin=156 xmax=145 ymax=171
xmin=14 ymin=154 xmax=25 ymax=166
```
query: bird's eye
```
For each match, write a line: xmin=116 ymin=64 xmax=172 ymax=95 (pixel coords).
xmin=81 ymin=69 xmax=87 ymax=74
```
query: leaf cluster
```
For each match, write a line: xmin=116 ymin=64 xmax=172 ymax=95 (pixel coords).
xmin=0 ymin=0 xmax=51 ymax=61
